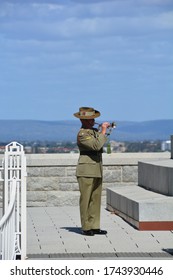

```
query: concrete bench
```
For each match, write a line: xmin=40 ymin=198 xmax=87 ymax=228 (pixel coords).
xmin=107 ymin=184 xmax=173 ymax=230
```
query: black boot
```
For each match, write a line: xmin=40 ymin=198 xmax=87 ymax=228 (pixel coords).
xmin=92 ymin=229 xmax=107 ymax=235
xmin=82 ymin=230 xmax=95 ymax=236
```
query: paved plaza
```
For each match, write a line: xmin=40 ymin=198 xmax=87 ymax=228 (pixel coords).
xmin=27 ymin=205 xmax=173 ymax=259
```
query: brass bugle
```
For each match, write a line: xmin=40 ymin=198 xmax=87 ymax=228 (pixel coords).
xmin=94 ymin=121 xmax=117 ymax=129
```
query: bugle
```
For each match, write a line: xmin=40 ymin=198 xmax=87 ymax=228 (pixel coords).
xmin=95 ymin=121 xmax=116 ymax=129
xmin=94 ymin=121 xmax=117 ymax=135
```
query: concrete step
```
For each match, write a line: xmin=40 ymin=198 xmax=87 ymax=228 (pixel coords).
xmin=138 ymin=159 xmax=173 ymax=196
xmin=106 ymin=185 xmax=173 ymax=230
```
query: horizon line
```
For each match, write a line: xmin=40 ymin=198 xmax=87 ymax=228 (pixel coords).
xmin=0 ymin=118 xmax=173 ymax=123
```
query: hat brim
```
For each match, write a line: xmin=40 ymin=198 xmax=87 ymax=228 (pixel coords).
xmin=73 ymin=110 xmax=100 ymax=119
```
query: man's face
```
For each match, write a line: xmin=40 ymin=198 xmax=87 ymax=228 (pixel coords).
xmin=81 ymin=119 xmax=95 ymax=128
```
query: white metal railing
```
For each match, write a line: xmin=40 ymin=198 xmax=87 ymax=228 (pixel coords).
xmin=0 ymin=178 xmax=18 ymax=260
xmin=0 ymin=142 xmax=27 ymax=260
xmin=0 ymin=166 xmax=3 ymax=211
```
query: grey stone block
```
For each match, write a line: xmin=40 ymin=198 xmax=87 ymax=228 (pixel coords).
xmin=27 ymin=167 xmax=66 ymax=177
xmin=27 ymin=177 xmax=60 ymax=191
xmin=138 ymin=160 xmax=173 ymax=196
xmin=106 ymin=185 xmax=173 ymax=222
xmin=46 ymin=191 xmax=80 ymax=207
xmin=27 ymin=191 xmax=47 ymax=206
xmin=122 ymin=166 xmax=138 ymax=182
xmin=59 ymin=182 xmax=79 ymax=191
xmin=103 ymin=167 xmax=122 ymax=183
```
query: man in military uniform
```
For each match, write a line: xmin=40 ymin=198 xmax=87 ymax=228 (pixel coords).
xmin=74 ymin=107 xmax=110 ymax=236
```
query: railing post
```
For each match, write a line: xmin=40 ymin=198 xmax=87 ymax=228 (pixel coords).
xmin=1 ymin=142 xmax=27 ymax=260
xmin=21 ymin=154 xmax=27 ymax=260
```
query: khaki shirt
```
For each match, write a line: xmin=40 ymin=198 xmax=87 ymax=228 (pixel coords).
xmin=76 ymin=128 xmax=107 ymax=177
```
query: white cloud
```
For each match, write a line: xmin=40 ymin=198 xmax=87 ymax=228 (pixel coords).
xmin=1 ymin=0 xmax=172 ymax=42
xmin=154 ymin=11 xmax=173 ymax=29
xmin=0 ymin=0 xmax=172 ymax=121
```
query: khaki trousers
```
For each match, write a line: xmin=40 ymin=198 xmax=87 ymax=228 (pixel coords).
xmin=77 ymin=177 xmax=102 ymax=231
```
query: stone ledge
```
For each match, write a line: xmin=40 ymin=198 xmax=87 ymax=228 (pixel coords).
xmin=106 ymin=185 xmax=173 ymax=230
xmin=0 ymin=152 xmax=170 ymax=167
xmin=9 ymin=152 xmax=171 ymax=166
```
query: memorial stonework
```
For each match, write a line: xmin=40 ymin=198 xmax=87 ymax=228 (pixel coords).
xmin=107 ymin=135 xmax=173 ymax=230
xmin=0 ymin=152 xmax=168 ymax=209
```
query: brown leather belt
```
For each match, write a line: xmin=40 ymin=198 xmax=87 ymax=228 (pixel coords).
xmin=80 ymin=151 xmax=101 ymax=156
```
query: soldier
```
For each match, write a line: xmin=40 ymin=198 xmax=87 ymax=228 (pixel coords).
xmin=74 ymin=107 xmax=110 ymax=236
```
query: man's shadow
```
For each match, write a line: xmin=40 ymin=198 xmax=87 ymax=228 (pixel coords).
xmin=60 ymin=227 xmax=82 ymax=235
xmin=163 ymin=248 xmax=173 ymax=256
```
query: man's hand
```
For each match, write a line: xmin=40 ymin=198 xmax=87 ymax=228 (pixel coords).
xmin=101 ymin=122 xmax=110 ymax=135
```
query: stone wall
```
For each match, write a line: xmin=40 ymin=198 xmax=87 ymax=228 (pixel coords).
xmin=0 ymin=152 xmax=170 ymax=207
xmin=171 ymin=135 xmax=173 ymax=159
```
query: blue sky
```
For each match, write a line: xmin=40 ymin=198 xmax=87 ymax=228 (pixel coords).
xmin=0 ymin=0 xmax=173 ymax=122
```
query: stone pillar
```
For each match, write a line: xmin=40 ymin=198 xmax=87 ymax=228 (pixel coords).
xmin=171 ymin=135 xmax=173 ymax=159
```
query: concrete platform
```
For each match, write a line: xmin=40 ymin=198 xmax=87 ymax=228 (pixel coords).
xmin=106 ymin=185 xmax=173 ymax=230
xmin=27 ymin=206 xmax=173 ymax=259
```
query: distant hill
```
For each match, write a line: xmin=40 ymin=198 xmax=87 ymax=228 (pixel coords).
xmin=0 ymin=119 xmax=172 ymax=142
xmin=115 ymin=119 xmax=173 ymax=141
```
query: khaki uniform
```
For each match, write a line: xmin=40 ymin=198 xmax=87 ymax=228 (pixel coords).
xmin=76 ymin=128 xmax=107 ymax=231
